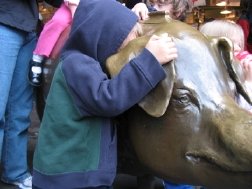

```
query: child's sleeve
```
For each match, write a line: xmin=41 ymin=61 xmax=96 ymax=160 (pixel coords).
xmin=62 ymin=49 xmax=166 ymax=117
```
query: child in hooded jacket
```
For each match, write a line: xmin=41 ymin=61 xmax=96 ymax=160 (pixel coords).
xmin=32 ymin=0 xmax=178 ymax=188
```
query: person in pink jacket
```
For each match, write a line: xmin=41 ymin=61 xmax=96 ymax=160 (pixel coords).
xmin=28 ymin=0 xmax=79 ymax=86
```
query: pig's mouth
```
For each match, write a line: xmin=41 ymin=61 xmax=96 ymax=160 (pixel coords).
xmin=185 ymin=151 xmax=252 ymax=173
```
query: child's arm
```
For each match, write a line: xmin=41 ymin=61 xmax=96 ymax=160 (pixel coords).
xmin=64 ymin=0 xmax=80 ymax=17
xmin=237 ymin=51 xmax=252 ymax=83
xmin=236 ymin=51 xmax=252 ymax=95
xmin=131 ymin=2 xmax=149 ymax=20
xmin=62 ymin=34 xmax=177 ymax=117
xmin=242 ymin=56 xmax=252 ymax=94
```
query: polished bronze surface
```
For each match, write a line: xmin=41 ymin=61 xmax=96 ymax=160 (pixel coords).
xmin=107 ymin=12 xmax=252 ymax=189
xmin=37 ymin=12 xmax=252 ymax=189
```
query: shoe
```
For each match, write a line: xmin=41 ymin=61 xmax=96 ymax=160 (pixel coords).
xmin=2 ymin=175 xmax=32 ymax=189
xmin=28 ymin=60 xmax=43 ymax=87
xmin=14 ymin=176 xmax=32 ymax=189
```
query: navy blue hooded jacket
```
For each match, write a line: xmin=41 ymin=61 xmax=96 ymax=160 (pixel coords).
xmin=33 ymin=0 xmax=166 ymax=188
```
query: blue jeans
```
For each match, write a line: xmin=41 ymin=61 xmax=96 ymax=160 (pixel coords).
xmin=0 ymin=24 xmax=36 ymax=182
xmin=164 ymin=180 xmax=194 ymax=189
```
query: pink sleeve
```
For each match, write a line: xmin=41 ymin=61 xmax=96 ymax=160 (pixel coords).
xmin=235 ymin=51 xmax=250 ymax=61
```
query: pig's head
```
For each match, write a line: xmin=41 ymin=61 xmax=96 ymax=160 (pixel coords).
xmin=106 ymin=12 xmax=252 ymax=189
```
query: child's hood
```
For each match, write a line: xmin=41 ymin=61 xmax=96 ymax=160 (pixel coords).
xmin=61 ymin=0 xmax=138 ymax=64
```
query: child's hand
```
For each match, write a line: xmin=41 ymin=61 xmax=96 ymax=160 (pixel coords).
xmin=145 ymin=33 xmax=178 ymax=65
xmin=132 ymin=3 xmax=149 ymax=20
xmin=241 ymin=54 xmax=252 ymax=82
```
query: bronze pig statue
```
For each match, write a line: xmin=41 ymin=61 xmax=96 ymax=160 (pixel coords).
xmin=37 ymin=12 xmax=252 ymax=189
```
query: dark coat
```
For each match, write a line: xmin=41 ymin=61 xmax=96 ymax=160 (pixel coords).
xmin=0 ymin=0 xmax=38 ymax=32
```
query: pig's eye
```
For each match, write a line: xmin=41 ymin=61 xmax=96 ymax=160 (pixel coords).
xmin=173 ymin=94 xmax=190 ymax=106
xmin=178 ymin=94 xmax=190 ymax=104
xmin=171 ymin=88 xmax=200 ymax=110
xmin=171 ymin=89 xmax=191 ymax=107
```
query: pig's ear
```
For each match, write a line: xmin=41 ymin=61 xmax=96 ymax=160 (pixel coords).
xmin=138 ymin=61 xmax=176 ymax=117
xmin=106 ymin=35 xmax=176 ymax=117
xmin=106 ymin=36 xmax=148 ymax=77
xmin=212 ymin=37 xmax=252 ymax=104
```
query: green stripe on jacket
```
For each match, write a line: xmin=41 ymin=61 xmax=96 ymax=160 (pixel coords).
xmin=33 ymin=64 xmax=102 ymax=174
